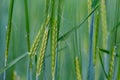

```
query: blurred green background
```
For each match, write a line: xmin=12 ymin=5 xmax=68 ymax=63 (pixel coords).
xmin=0 ymin=0 xmax=120 ymax=80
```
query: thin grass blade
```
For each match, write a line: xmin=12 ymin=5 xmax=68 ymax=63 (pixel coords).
xmin=0 ymin=52 xmax=28 ymax=74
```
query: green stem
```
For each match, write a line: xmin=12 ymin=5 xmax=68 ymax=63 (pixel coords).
xmin=93 ymin=11 xmax=99 ymax=66
xmin=24 ymin=0 xmax=31 ymax=80
xmin=45 ymin=0 xmax=50 ymax=19
xmin=4 ymin=0 xmax=14 ymax=80
xmin=98 ymin=50 xmax=108 ymax=79
xmin=24 ymin=0 xmax=30 ymax=51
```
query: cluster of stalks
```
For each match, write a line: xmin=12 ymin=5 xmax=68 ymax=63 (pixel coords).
xmin=1 ymin=0 xmax=120 ymax=80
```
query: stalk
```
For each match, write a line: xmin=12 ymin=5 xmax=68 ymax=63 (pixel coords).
xmin=100 ymin=0 xmax=108 ymax=79
xmin=93 ymin=11 xmax=99 ymax=66
xmin=49 ymin=0 xmax=57 ymax=80
xmin=24 ymin=0 xmax=30 ymax=51
xmin=36 ymin=28 xmax=49 ymax=79
xmin=109 ymin=0 xmax=120 ymax=79
xmin=51 ymin=19 xmax=57 ymax=80
xmin=24 ymin=0 xmax=31 ymax=79
xmin=88 ymin=13 xmax=95 ymax=80
xmin=4 ymin=0 xmax=14 ymax=80
xmin=12 ymin=26 xmax=16 ymax=80
xmin=108 ymin=47 xmax=116 ymax=80
xmin=57 ymin=0 xmax=64 ymax=79
xmin=75 ymin=56 xmax=82 ymax=80
xmin=101 ymin=0 xmax=108 ymax=49
xmin=43 ymin=0 xmax=50 ymax=79
xmin=88 ymin=0 xmax=92 ymax=33
xmin=28 ymin=16 xmax=50 ymax=80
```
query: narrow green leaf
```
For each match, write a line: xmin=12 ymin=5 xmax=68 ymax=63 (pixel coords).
xmin=45 ymin=46 xmax=67 ymax=58
xmin=5 ymin=0 xmax=14 ymax=64
xmin=99 ymin=48 xmax=109 ymax=54
xmin=4 ymin=0 xmax=14 ymax=79
xmin=98 ymin=50 xmax=108 ymax=79
xmin=92 ymin=0 xmax=99 ymax=8
xmin=58 ymin=4 xmax=99 ymax=41
xmin=0 ymin=52 xmax=28 ymax=74
xmin=99 ymin=48 xmax=120 ymax=57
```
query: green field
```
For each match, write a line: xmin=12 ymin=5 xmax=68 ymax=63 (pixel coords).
xmin=0 ymin=0 xmax=120 ymax=80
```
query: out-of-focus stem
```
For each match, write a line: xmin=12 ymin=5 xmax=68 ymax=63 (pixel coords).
xmin=4 ymin=0 xmax=14 ymax=80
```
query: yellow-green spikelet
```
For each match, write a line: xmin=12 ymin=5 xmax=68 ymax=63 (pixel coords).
xmin=36 ymin=27 xmax=49 ymax=76
xmin=93 ymin=12 xmax=99 ymax=66
xmin=101 ymin=0 xmax=108 ymax=49
xmin=101 ymin=1 xmax=108 ymax=79
xmin=29 ymin=15 xmax=50 ymax=70
xmin=12 ymin=71 xmax=20 ymax=80
xmin=75 ymin=56 xmax=82 ymax=80
xmin=88 ymin=0 xmax=92 ymax=33
xmin=29 ymin=25 xmax=44 ymax=57
xmin=108 ymin=46 xmax=116 ymax=80
xmin=51 ymin=19 xmax=57 ymax=80
xmin=29 ymin=15 xmax=50 ymax=57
